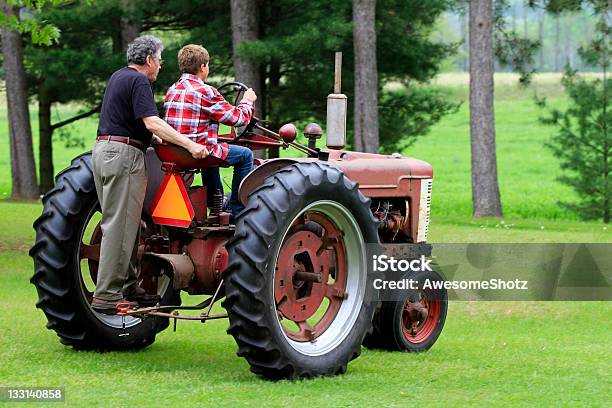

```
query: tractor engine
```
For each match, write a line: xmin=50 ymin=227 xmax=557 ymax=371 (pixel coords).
xmin=371 ymin=199 xmax=412 ymax=242
xmin=141 ymin=227 xmax=232 ymax=296
xmin=182 ymin=230 xmax=231 ymax=294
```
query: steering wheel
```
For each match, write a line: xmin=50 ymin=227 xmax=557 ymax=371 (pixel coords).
xmin=217 ymin=81 xmax=258 ymax=141
xmin=217 ymin=81 xmax=248 ymax=105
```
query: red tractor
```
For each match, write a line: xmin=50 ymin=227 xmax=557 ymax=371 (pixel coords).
xmin=30 ymin=77 xmax=447 ymax=379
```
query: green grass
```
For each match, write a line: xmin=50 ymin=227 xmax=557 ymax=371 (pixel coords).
xmin=0 ymin=201 xmax=610 ymax=406
xmin=430 ymin=215 xmax=611 ymax=243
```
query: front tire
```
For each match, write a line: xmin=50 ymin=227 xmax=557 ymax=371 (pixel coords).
xmin=223 ymin=162 xmax=380 ymax=379
xmin=30 ymin=152 xmax=179 ymax=350
xmin=364 ymin=268 xmax=447 ymax=352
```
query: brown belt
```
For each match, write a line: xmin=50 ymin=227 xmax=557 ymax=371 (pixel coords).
xmin=96 ymin=135 xmax=146 ymax=151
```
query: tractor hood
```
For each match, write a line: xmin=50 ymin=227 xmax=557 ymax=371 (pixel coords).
xmin=238 ymin=150 xmax=433 ymax=205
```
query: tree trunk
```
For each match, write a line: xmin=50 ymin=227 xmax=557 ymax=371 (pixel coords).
xmin=353 ymin=0 xmax=379 ymax=153
xmin=603 ymin=12 xmax=609 ymax=224
xmin=120 ymin=0 xmax=140 ymax=51
xmin=38 ymin=84 xmax=54 ymax=194
xmin=0 ymin=2 xmax=39 ymax=199
xmin=469 ymin=0 xmax=502 ymax=218
xmin=230 ymin=0 xmax=263 ymax=157
xmin=564 ymin=16 xmax=572 ymax=68
xmin=523 ymin=6 xmax=528 ymax=38
xmin=460 ymin=11 xmax=469 ymax=72
xmin=554 ymin=16 xmax=560 ymax=71
xmin=538 ymin=12 xmax=545 ymax=70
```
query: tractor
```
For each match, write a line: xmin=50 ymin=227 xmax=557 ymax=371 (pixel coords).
xmin=30 ymin=61 xmax=447 ymax=379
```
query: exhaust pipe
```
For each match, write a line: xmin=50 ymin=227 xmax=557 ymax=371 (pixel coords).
xmin=326 ymin=52 xmax=347 ymax=150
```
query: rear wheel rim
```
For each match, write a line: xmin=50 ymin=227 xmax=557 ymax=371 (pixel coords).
xmin=77 ymin=203 xmax=169 ymax=329
xmin=273 ymin=200 xmax=366 ymax=356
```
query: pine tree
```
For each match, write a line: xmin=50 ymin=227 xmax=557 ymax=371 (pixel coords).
xmin=236 ymin=0 xmax=456 ymax=151
xmin=537 ymin=4 xmax=611 ymax=222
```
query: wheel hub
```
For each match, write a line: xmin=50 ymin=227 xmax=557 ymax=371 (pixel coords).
xmin=274 ymin=211 xmax=350 ymax=343
xmin=275 ymin=230 xmax=330 ymax=322
xmin=402 ymin=294 xmax=440 ymax=343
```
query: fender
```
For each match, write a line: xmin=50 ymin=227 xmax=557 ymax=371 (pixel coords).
xmin=238 ymin=158 xmax=300 ymax=205
xmin=238 ymin=151 xmax=433 ymax=205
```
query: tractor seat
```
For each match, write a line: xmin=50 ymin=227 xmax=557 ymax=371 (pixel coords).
xmin=154 ymin=142 xmax=230 ymax=171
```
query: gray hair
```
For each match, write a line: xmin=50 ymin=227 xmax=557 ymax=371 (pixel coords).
xmin=126 ymin=35 xmax=163 ymax=65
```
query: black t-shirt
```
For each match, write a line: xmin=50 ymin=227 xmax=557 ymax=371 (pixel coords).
xmin=97 ymin=66 xmax=159 ymax=145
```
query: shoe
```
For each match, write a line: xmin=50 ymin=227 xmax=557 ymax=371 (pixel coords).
xmin=91 ymin=298 xmax=138 ymax=315
xmin=125 ymin=286 xmax=161 ymax=306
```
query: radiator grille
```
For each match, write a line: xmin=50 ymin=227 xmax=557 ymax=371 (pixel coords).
xmin=417 ymin=179 xmax=432 ymax=242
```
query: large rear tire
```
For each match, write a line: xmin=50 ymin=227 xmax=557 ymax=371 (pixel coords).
xmin=223 ymin=162 xmax=380 ymax=379
xmin=30 ymin=152 xmax=179 ymax=350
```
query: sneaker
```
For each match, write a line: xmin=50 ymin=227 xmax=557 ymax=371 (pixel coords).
xmin=91 ymin=298 xmax=139 ymax=315
xmin=125 ymin=286 xmax=161 ymax=306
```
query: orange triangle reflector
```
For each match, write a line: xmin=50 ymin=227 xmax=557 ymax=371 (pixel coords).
xmin=150 ymin=173 xmax=195 ymax=228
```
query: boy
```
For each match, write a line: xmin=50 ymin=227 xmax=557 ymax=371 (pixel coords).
xmin=164 ymin=44 xmax=256 ymax=216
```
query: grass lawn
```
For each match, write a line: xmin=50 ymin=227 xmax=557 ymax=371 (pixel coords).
xmin=0 ymin=201 xmax=610 ymax=406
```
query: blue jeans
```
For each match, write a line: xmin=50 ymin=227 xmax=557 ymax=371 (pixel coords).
xmin=203 ymin=145 xmax=253 ymax=216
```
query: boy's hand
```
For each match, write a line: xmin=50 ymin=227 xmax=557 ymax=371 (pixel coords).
xmin=242 ymin=88 xmax=257 ymax=103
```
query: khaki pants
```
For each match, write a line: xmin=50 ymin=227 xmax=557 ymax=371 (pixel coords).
xmin=92 ymin=140 xmax=147 ymax=301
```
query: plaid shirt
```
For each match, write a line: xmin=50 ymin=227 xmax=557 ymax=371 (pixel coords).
xmin=163 ymin=73 xmax=254 ymax=160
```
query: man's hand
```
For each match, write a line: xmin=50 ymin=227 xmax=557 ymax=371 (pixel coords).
xmin=242 ymin=88 xmax=257 ymax=103
xmin=187 ymin=141 xmax=208 ymax=159
xmin=151 ymin=135 xmax=163 ymax=145
xmin=143 ymin=116 xmax=209 ymax=158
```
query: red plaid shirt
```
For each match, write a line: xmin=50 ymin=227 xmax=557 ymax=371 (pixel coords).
xmin=163 ymin=73 xmax=254 ymax=160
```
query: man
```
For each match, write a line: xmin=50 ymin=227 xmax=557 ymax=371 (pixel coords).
xmin=92 ymin=36 xmax=207 ymax=314
xmin=164 ymin=44 xmax=256 ymax=217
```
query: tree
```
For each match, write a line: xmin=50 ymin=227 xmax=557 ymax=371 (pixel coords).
xmin=230 ymin=0 xmax=262 ymax=115
xmin=460 ymin=10 xmax=469 ymax=71
xmin=469 ymin=0 xmax=503 ymax=217
xmin=463 ymin=0 xmax=541 ymax=219
xmin=120 ymin=0 xmax=140 ymax=51
xmin=230 ymin=0 xmax=263 ymax=157
xmin=494 ymin=2 xmax=540 ymax=84
xmin=537 ymin=1 xmax=610 ymax=222
xmin=239 ymin=0 xmax=455 ymax=152
xmin=28 ymin=0 xmax=235 ymax=192
xmin=353 ymin=0 xmax=379 ymax=153
xmin=554 ymin=14 xmax=560 ymax=70
xmin=523 ymin=1 xmax=528 ymax=36
xmin=0 ymin=0 xmax=60 ymax=46
xmin=1 ymin=0 xmax=62 ymax=198
xmin=26 ymin=1 xmax=127 ymax=192
xmin=145 ymin=0 xmax=234 ymax=91
xmin=537 ymin=8 xmax=544 ymax=69
xmin=1 ymin=1 xmax=38 ymax=199
xmin=539 ymin=72 xmax=611 ymax=222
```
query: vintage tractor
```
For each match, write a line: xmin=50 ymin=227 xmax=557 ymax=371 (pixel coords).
xmin=30 ymin=62 xmax=447 ymax=379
